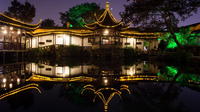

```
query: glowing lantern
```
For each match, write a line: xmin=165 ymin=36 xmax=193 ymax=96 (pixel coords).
xmin=103 ymin=29 xmax=109 ymax=36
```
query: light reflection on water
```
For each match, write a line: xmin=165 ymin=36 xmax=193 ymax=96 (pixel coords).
xmin=0 ymin=61 xmax=200 ymax=112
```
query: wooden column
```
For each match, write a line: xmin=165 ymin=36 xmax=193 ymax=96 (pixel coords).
xmin=24 ymin=34 xmax=27 ymax=50
xmin=82 ymin=37 xmax=84 ymax=47
xmin=53 ymin=33 xmax=55 ymax=45
xmin=99 ymin=35 xmax=101 ymax=48
xmin=55 ymin=34 xmax=57 ymax=46
xmin=31 ymin=37 xmax=32 ymax=48
xmin=70 ymin=33 xmax=72 ymax=45
xmin=37 ymin=36 xmax=39 ymax=48
xmin=81 ymin=65 xmax=83 ymax=74
xmin=52 ymin=33 xmax=56 ymax=47
xmin=20 ymin=35 xmax=22 ymax=50
xmin=69 ymin=67 xmax=71 ymax=76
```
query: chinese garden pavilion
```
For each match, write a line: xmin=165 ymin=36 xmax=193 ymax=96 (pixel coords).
xmin=28 ymin=2 xmax=161 ymax=51
xmin=0 ymin=2 xmax=199 ymax=53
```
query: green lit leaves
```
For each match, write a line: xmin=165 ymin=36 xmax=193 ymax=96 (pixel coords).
xmin=166 ymin=66 xmax=178 ymax=77
xmin=60 ymin=3 xmax=103 ymax=28
xmin=157 ymin=66 xmax=200 ymax=85
xmin=159 ymin=27 xmax=199 ymax=49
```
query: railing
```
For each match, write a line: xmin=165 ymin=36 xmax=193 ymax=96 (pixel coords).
xmin=0 ymin=42 xmax=26 ymax=51
xmin=100 ymin=45 xmax=122 ymax=49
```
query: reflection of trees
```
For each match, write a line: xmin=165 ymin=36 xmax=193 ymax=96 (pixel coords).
xmin=7 ymin=90 xmax=34 ymax=111
xmin=59 ymin=83 xmax=95 ymax=106
xmin=119 ymin=65 xmax=200 ymax=112
xmin=39 ymin=82 xmax=55 ymax=91
xmin=119 ymin=82 xmax=187 ymax=112
xmin=158 ymin=66 xmax=200 ymax=86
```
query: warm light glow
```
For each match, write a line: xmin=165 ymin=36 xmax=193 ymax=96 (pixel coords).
xmin=2 ymin=84 xmax=6 ymax=88
xmin=103 ymin=77 xmax=109 ymax=86
xmin=2 ymin=78 xmax=6 ymax=83
xmin=128 ymin=70 xmax=134 ymax=76
xmin=2 ymin=30 xmax=7 ymax=34
xmin=1 ymin=26 xmax=5 ymax=30
xmin=10 ymin=27 xmax=13 ymax=30
xmin=9 ymin=83 xmax=13 ymax=88
xmin=17 ymin=78 xmax=20 ymax=84
xmin=17 ymin=30 xmax=21 ymax=35
xmin=103 ymin=29 xmax=109 ymax=35
xmin=104 ymin=79 xmax=108 ymax=84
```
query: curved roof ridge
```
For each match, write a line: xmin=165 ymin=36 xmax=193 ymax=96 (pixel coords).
xmin=0 ymin=13 xmax=41 ymax=30
xmin=0 ymin=13 xmax=41 ymax=27
xmin=85 ymin=2 xmax=127 ymax=30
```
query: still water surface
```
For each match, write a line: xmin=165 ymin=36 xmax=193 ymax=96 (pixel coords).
xmin=0 ymin=60 xmax=200 ymax=112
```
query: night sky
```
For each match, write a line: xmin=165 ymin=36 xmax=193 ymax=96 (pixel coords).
xmin=0 ymin=0 xmax=200 ymax=26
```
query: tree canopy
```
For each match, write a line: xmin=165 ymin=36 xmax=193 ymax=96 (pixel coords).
xmin=160 ymin=27 xmax=200 ymax=49
xmin=121 ymin=0 xmax=200 ymax=47
xmin=60 ymin=2 xmax=104 ymax=28
xmin=4 ymin=0 xmax=36 ymax=23
xmin=40 ymin=19 xmax=56 ymax=28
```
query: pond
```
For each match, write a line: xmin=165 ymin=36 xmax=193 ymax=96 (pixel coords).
xmin=0 ymin=60 xmax=200 ymax=112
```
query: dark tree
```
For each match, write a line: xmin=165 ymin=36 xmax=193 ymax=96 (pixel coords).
xmin=60 ymin=2 xmax=104 ymax=28
xmin=40 ymin=19 xmax=56 ymax=28
xmin=121 ymin=0 xmax=200 ymax=47
xmin=4 ymin=0 xmax=36 ymax=23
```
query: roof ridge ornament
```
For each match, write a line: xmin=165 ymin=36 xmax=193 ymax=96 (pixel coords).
xmin=85 ymin=1 xmax=129 ymax=30
xmin=106 ymin=1 xmax=110 ymax=10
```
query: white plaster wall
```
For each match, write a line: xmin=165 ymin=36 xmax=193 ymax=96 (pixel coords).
xmin=64 ymin=34 xmax=70 ymax=45
xmin=54 ymin=66 xmax=70 ymax=77
xmin=122 ymin=38 xmax=136 ymax=48
xmin=71 ymin=36 xmax=82 ymax=46
xmin=29 ymin=39 xmax=32 ymax=48
xmin=135 ymin=63 xmax=144 ymax=74
xmin=62 ymin=66 xmax=70 ymax=77
xmin=21 ymin=36 xmax=26 ymax=44
xmin=37 ymin=65 xmax=55 ymax=76
xmin=55 ymin=34 xmax=70 ymax=45
xmin=150 ymin=39 xmax=158 ymax=50
xmin=56 ymin=34 xmax=65 ymax=45
xmin=82 ymin=65 xmax=95 ymax=74
xmin=136 ymin=39 xmax=144 ymax=50
xmin=39 ymin=35 xmax=54 ymax=47
xmin=55 ymin=67 xmax=69 ymax=77
xmin=122 ymin=38 xmax=126 ymax=48
xmin=25 ymin=63 xmax=32 ymax=71
xmin=26 ymin=40 xmax=30 ymax=48
xmin=127 ymin=38 xmax=135 ymax=48
xmin=71 ymin=66 xmax=82 ymax=75
xmin=30 ymin=63 xmax=37 ymax=73
xmin=83 ymin=38 xmax=92 ymax=47
xmin=32 ymin=38 xmax=37 ymax=48
xmin=122 ymin=65 xmax=136 ymax=76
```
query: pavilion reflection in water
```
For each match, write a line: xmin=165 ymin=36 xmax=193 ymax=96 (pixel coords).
xmin=25 ymin=62 xmax=159 ymax=77
xmin=0 ymin=62 xmax=200 ymax=112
